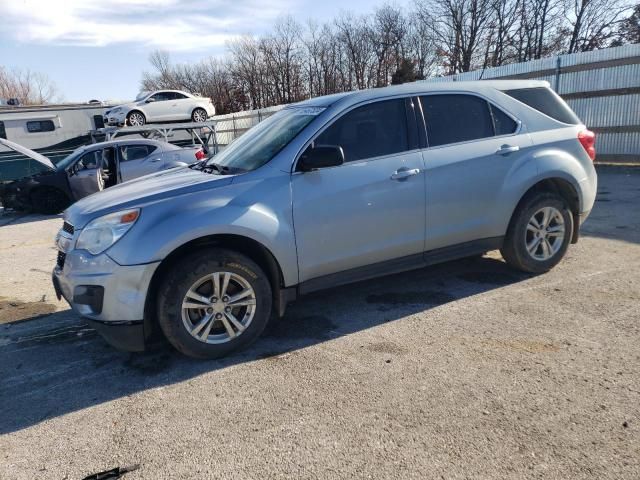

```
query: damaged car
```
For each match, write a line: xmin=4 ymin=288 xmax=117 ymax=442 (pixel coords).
xmin=0 ymin=138 xmax=206 ymax=214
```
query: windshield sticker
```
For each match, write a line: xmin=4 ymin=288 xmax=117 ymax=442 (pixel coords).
xmin=290 ymin=107 xmax=325 ymax=116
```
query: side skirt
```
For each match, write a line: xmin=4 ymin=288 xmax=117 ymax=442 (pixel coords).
xmin=297 ymin=236 xmax=504 ymax=296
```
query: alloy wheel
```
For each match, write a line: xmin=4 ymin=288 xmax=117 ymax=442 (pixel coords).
xmin=192 ymin=109 xmax=207 ymax=122
xmin=181 ymin=271 xmax=257 ymax=344
xmin=525 ymin=206 xmax=565 ymax=261
xmin=128 ymin=112 xmax=145 ymax=126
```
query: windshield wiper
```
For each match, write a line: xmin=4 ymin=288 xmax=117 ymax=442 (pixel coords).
xmin=189 ymin=160 xmax=245 ymax=175
xmin=204 ymin=162 xmax=246 ymax=175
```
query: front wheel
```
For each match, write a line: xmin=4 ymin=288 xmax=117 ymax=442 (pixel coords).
xmin=126 ymin=111 xmax=146 ymax=127
xmin=157 ymin=249 xmax=272 ymax=359
xmin=501 ymin=192 xmax=573 ymax=273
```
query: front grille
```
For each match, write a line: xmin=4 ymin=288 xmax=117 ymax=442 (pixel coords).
xmin=62 ymin=221 xmax=74 ymax=235
xmin=57 ymin=251 xmax=66 ymax=269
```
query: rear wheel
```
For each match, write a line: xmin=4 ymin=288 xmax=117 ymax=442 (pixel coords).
xmin=157 ymin=249 xmax=272 ymax=359
xmin=30 ymin=188 xmax=70 ymax=214
xmin=126 ymin=111 xmax=146 ymax=126
xmin=191 ymin=107 xmax=208 ymax=123
xmin=501 ymin=192 xmax=573 ymax=273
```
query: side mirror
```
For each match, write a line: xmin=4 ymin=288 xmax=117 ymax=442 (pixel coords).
xmin=145 ymin=97 xmax=156 ymax=103
xmin=299 ymin=145 xmax=344 ymax=172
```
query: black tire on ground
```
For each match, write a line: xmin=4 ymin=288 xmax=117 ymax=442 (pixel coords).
xmin=191 ymin=107 xmax=208 ymax=122
xmin=501 ymin=192 xmax=574 ymax=273
xmin=126 ymin=111 xmax=146 ymax=126
xmin=30 ymin=188 xmax=71 ymax=214
xmin=156 ymin=248 xmax=272 ymax=359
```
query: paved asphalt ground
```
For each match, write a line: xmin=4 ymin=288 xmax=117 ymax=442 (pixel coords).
xmin=0 ymin=166 xmax=638 ymax=479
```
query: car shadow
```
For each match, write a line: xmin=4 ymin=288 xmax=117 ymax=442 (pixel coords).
xmin=0 ymin=255 xmax=533 ymax=435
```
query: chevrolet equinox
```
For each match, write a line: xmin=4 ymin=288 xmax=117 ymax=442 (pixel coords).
xmin=52 ymin=80 xmax=597 ymax=359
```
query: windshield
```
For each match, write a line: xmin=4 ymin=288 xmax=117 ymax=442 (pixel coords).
xmin=207 ymin=106 xmax=325 ymax=172
xmin=55 ymin=146 xmax=87 ymax=171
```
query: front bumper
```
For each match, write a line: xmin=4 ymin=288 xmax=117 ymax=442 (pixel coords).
xmin=52 ymin=248 xmax=160 ymax=351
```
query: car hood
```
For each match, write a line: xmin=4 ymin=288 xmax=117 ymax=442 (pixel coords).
xmin=107 ymin=100 xmax=146 ymax=111
xmin=0 ymin=138 xmax=55 ymax=170
xmin=66 ymin=167 xmax=235 ymax=228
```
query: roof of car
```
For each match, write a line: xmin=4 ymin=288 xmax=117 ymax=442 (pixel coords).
xmin=295 ymin=79 xmax=550 ymax=107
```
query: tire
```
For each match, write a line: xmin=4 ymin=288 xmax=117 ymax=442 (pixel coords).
xmin=30 ymin=188 xmax=70 ymax=214
xmin=126 ymin=111 xmax=146 ymax=127
xmin=156 ymin=248 xmax=272 ymax=359
xmin=501 ymin=192 xmax=573 ymax=273
xmin=191 ymin=107 xmax=208 ymax=123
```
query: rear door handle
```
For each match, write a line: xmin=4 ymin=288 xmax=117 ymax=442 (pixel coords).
xmin=391 ymin=168 xmax=420 ymax=181
xmin=496 ymin=144 xmax=520 ymax=155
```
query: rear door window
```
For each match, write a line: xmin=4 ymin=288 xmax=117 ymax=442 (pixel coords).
xmin=314 ymin=98 xmax=410 ymax=162
xmin=503 ymin=87 xmax=579 ymax=125
xmin=420 ymin=94 xmax=494 ymax=147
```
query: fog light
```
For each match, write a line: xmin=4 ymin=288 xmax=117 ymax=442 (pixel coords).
xmin=73 ymin=285 xmax=104 ymax=315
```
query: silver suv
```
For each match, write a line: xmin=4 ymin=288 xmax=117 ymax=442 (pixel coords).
xmin=52 ymin=80 xmax=597 ymax=359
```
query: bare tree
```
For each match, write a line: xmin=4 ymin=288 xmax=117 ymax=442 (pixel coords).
xmin=140 ymin=0 xmax=640 ymax=114
xmin=0 ymin=67 xmax=61 ymax=104
xmin=612 ymin=3 xmax=640 ymax=45
xmin=564 ymin=0 xmax=633 ymax=53
xmin=420 ymin=0 xmax=496 ymax=74
xmin=335 ymin=12 xmax=375 ymax=89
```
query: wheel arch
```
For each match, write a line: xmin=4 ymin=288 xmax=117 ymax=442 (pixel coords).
xmin=508 ymin=176 xmax=581 ymax=244
xmin=144 ymin=233 xmax=291 ymax=339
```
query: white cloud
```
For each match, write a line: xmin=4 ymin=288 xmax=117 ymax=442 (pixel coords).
xmin=0 ymin=0 xmax=292 ymax=51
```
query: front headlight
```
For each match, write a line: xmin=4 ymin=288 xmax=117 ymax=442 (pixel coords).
xmin=76 ymin=208 xmax=140 ymax=255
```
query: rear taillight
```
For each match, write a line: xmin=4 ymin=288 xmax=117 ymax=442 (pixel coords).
xmin=578 ymin=129 xmax=596 ymax=161
xmin=195 ymin=149 xmax=206 ymax=160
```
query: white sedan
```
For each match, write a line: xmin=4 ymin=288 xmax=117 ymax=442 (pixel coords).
xmin=103 ymin=90 xmax=216 ymax=127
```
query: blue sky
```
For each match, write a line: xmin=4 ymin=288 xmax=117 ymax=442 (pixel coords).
xmin=0 ymin=0 xmax=406 ymax=103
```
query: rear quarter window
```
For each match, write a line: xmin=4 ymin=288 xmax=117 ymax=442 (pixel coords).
xmin=503 ymin=87 xmax=580 ymax=125
xmin=489 ymin=104 xmax=518 ymax=135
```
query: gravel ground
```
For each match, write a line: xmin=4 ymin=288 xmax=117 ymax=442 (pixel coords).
xmin=0 ymin=167 xmax=638 ymax=479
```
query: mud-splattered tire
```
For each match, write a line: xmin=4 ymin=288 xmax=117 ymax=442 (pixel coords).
xmin=501 ymin=192 xmax=573 ymax=273
xmin=156 ymin=249 xmax=272 ymax=359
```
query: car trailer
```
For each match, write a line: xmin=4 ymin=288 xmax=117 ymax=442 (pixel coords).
xmin=90 ymin=120 xmax=220 ymax=155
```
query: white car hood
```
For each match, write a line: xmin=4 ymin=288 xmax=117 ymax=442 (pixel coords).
xmin=114 ymin=101 xmax=143 ymax=110
xmin=0 ymin=138 xmax=56 ymax=170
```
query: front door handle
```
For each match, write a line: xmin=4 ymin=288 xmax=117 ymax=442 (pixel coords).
xmin=391 ymin=168 xmax=420 ymax=181
xmin=496 ymin=144 xmax=520 ymax=155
